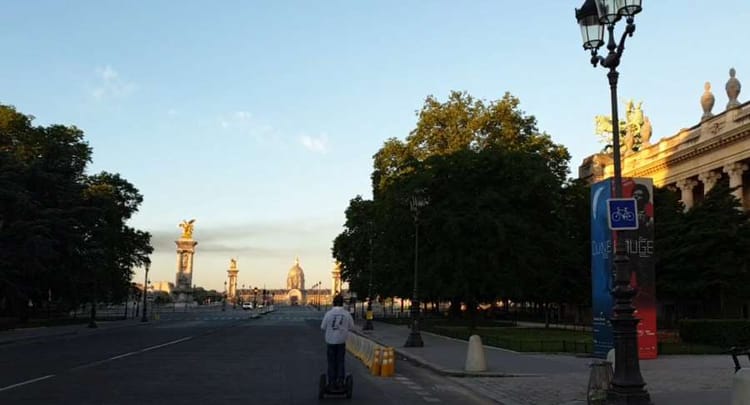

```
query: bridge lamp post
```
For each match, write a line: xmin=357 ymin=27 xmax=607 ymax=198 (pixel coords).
xmin=404 ymin=192 xmax=427 ymax=348
xmin=364 ymin=232 xmax=375 ymax=331
xmin=141 ymin=262 xmax=150 ymax=322
xmin=575 ymin=1 xmax=651 ymax=403
xmin=222 ymin=281 xmax=227 ymax=311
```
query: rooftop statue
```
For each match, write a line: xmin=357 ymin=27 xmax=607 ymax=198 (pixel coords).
xmin=595 ymin=99 xmax=652 ymax=153
xmin=179 ymin=219 xmax=195 ymax=239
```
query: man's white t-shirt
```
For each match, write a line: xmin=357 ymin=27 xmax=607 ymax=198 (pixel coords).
xmin=321 ymin=306 xmax=354 ymax=344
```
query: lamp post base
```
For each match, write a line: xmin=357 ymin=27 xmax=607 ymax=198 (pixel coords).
xmin=606 ymin=387 xmax=652 ymax=405
xmin=404 ymin=331 xmax=424 ymax=347
xmin=364 ymin=300 xmax=374 ymax=330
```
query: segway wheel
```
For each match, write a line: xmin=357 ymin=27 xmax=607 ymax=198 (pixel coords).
xmin=345 ymin=374 xmax=353 ymax=399
xmin=318 ymin=374 xmax=327 ymax=399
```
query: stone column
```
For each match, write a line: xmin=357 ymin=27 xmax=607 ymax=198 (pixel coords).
xmin=698 ymin=170 xmax=722 ymax=195
xmin=227 ymin=260 xmax=239 ymax=300
xmin=676 ymin=179 xmax=698 ymax=211
xmin=331 ymin=262 xmax=342 ymax=297
xmin=723 ymin=162 xmax=748 ymax=205
xmin=175 ymin=239 xmax=198 ymax=302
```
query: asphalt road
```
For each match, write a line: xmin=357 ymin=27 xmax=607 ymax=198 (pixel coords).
xmin=0 ymin=306 xmax=489 ymax=405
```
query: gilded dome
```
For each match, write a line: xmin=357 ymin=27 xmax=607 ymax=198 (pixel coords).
xmin=288 ymin=257 xmax=304 ymax=278
xmin=286 ymin=257 xmax=305 ymax=291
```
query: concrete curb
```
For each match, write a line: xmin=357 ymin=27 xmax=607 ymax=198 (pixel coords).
xmin=0 ymin=330 xmax=79 ymax=346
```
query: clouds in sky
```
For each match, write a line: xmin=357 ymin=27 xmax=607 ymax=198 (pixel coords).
xmin=219 ymin=110 xmax=277 ymax=142
xmin=91 ymin=65 xmax=135 ymax=100
xmin=148 ymin=217 xmax=341 ymax=258
xmin=299 ymin=133 xmax=329 ymax=154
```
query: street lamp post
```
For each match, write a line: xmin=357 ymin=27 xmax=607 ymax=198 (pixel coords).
xmin=364 ymin=234 xmax=374 ymax=330
xmin=222 ymin=280 xmax=227 ymax=311
xmin=575 ymin=1 xmax=651 ymax=404
xmin=253 ymin=287 xmax=258 ymax=308
xmin=141 ymin=263 xmax=150 ymax=322
xmin=405 ymin=192 xmax=427 ymax=347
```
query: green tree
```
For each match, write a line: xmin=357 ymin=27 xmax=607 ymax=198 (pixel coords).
xmin=338 ymin=91 xmax=575 ymax=319
xmin=0 ymin=104 xmax=152 ymax=322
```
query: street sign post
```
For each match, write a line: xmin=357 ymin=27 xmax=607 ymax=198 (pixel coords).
xmin=607 ymin=198 xmax=639 ymax=230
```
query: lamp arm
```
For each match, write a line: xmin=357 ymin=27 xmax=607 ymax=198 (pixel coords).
xmin=614 ymin=18 xmax=636 ymax=60
xmin=593 ymin=18 xmax=636 ymax=70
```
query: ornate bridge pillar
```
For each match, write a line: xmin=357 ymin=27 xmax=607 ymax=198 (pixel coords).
xmin=175 ymin=219 xmax=197 ymax=303
xmin=227 ymin=259 xmax=239 ymax=301
xmin=331 ymin=261 xmax=342 ymax=297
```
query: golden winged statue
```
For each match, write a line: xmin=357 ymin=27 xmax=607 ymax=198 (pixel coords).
xmin=179 ymin=219 xmax=196 ymax=239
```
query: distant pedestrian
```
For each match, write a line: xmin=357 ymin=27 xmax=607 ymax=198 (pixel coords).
xmin=320 ymin=294 xmax=354 ymax=389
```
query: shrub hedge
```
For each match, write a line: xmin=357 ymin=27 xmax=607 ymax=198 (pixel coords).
xmin=679 ymin=319 xmax=750 ymax=348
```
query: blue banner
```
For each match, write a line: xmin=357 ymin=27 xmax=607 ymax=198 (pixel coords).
xmin=591 ymin=180 xmax=613 ymax=358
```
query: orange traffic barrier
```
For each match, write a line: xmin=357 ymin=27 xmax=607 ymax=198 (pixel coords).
xmin=370 ymin=347 xmax=382 ymax=375
xmin=380 ymin=347 xmax=395 ymax=377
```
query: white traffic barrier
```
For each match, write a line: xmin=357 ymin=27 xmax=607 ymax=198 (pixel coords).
xmin=732 ymin=368 xmax=750 ymax=405
xmin=464 ymin=334 xmax=487 ymax=372
xmin=606 ymin=348 xmax=615 ymax=372
xmin=346 ymin=333 xmax=395 ymax=376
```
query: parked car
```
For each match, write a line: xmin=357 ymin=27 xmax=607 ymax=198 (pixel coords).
xmin=242 ymin=302 xmax=253 ymax=310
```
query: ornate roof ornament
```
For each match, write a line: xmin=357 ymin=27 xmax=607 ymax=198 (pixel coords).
xmin=701 ymin=82 xmax=715 ymax=121
xmin=726 ymin=67 xmax=742 ymax=110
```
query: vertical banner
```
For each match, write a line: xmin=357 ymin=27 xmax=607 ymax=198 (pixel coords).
xmin=591 ymin=180 xmax=613 ymax=358
xmin=622 ymin=178 xmax=657 ymax=359
xmin=590 ymin=178 xmax=657 ymax=360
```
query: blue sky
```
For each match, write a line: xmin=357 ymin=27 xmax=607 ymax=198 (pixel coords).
xmin=1 ymin=1 xmax=748 ymax=291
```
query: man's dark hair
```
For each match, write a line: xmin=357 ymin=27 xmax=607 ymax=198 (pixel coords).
xmin=333 ymin=294 xmax=344 ymax=306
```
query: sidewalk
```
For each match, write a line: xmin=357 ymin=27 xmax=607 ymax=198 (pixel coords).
xmin=357 ymin=321 xmax=733 ymax=405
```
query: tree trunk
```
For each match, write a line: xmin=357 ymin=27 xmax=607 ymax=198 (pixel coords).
xmin=448 ymin=297 xmax=461 ymax=319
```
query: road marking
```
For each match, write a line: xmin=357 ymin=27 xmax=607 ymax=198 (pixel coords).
xmin=108 ymin=351 xmax=137 ymax=360
xmin=72 ymin=336 xmax=193 ymax=371
xmin=423 ymin=397 xmax=441 ymax=402
xmin=140 ymin=336 xmax=192 ymax=352
xmin=0 ymin=375 xmax=55 ymax=392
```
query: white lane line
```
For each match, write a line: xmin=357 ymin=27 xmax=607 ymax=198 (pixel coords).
xmin=140 ymin=336 xmax=192 ymax=352
xmin=423 ymin=397 xmax=441 ymax=402
xmin=0 ymin=375 xmax=56 ymax=392
xmin=72 ymin=336 xmax=193 ymax=371
xmin=108 ymin=351 xmax=137 ymax=361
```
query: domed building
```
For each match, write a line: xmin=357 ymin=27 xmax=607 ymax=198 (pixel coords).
xmin=286 ymin=257 xmax=306 ymax=305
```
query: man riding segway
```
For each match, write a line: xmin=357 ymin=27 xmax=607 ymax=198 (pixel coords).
xmin=319 ymin=294 xmax=354 ymax=398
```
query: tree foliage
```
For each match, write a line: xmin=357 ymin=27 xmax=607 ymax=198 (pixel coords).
xmin=335 ymin=91 xmax=586 ymax=315
xmin=0 ymin=104 xmax=152 ymax=321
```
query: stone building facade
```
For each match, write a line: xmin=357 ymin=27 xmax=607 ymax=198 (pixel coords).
xmin=580 ymin=68 xmax=749 ymax=210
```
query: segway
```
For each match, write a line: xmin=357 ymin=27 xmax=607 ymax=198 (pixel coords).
xmin=318 ymin=373 xmax=353 ymax=399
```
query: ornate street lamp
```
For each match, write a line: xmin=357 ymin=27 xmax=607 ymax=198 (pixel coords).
xmin=222 ymin=280 xmax=227 ymax=311
xmin=364 ymin=232 xmax=375 ymax=331
xmin=575 ymin=1 xmax=651 ymax=404
xmin=404 ymin=191 xmax=428 ymax=347
xmin=141 ymin=262 xmax=150 ymax=322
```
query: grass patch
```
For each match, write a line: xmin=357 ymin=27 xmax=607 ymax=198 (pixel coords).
xmin=379 ymin=318 xmax=725 ymax=355
xmin=427 ymin=325 xmax=593 ymax=354
xmin=658 ymin=342 xmax=724 ymax=355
